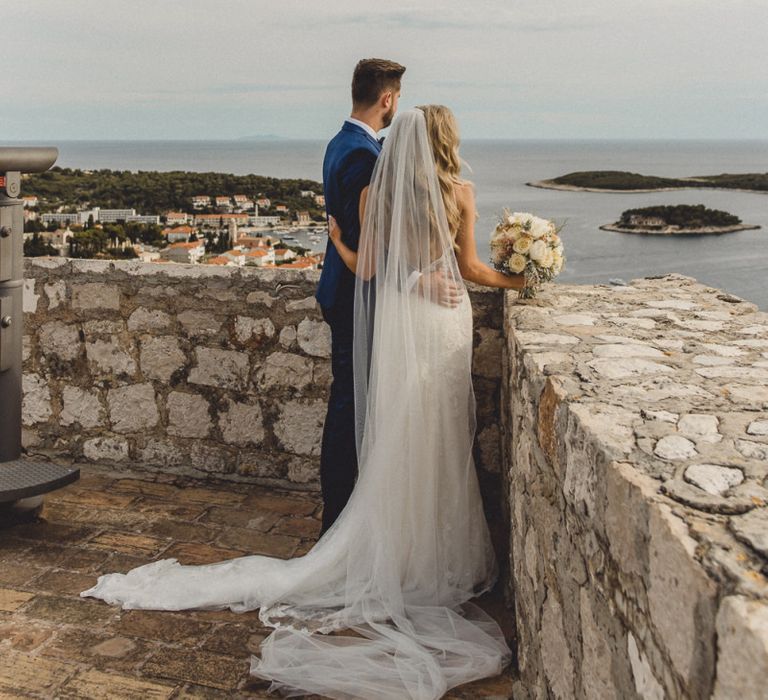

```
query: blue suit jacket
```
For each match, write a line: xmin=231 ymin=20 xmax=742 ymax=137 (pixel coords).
xmin=315 ymin=121 xmax=382 ymax=310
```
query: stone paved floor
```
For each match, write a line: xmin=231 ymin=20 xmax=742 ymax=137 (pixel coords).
xmin=0 ymin=464 xmax=517 ymax=699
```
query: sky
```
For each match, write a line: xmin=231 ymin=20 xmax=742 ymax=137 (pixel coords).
xmin=2 ymin=0 xmax=767 ymax=141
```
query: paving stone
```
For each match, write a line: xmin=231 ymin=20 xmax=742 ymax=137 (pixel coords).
xmin=40 ymin=626 xmax=152 ymax=673
xmin=241 ymin=492 xmax=318 ymax=517
xmin=110 ymin=479 xmax=181 ymax=499
xmin=50 ymin=486 xmax=137 ymax=509
xmin=213 ymin=528 xmax=299 ymax=559
xmin=162 ymin=542 xmax=248 ymax=566
xmin=0 ymin=561 xmax=44 ymax=587
xmin=200 ymin=622 xmax=267 ymax=656
xmin=0 ymin=617 xmax=56 ymax=651
xmin=57 ymin=668 xmax=176 ymax=699
xmin=141 ymin=647 xmax=246 ymax=691
xmin=271 ymin=516 xmax=322 ymax=539
xmin=0 ymin=649 xmax=78 ymax=697
xmin=85 ymin=532 xmax=170 ymax=557
xmin=0 ymin=588 xmax=36 ymax=612
xmin=175 ymin=485 xmax=247 ymax=507
xmin=31 ymin=569 xmax=103 ymax=596
xmin=6 ymin=519 xmax=96 ymax=545
xmin=114 ymin=609 xmax=212 ymax=645
xmin=200 ymin=506 xmax=281 ymax=532
xmin=145 ymin=520 xmax=217 ymax=544
xmin=23 ymin=594 xmax=118 ymax=626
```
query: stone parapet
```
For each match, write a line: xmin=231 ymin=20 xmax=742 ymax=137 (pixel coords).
xmin=504 ymin=273 xmax=768 ymax=699
xmin=21 ymin=258 xmax=503 ymax=498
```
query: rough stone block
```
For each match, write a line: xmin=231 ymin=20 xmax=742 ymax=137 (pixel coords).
xmin=188 ymin=347 xmax=249 ymax=390
xmin=218 ymin=399 xmax=265 ymax=446
xmin=22 ymin=373 xmax=52 ymax=425
xmin=274 ymin=399 xmax=326 ymax=456
xmin=107 ymin=383 xmax=159 ymax=433
xmin=71 ymin=282 xmax=120 ymax=310
xmin=61 ymin=386 xmax=104 ymax=428
xmin=167 ymin=392 xmax=212 ymax=438
xmin=140 ymin=335 xmax=186 ymax=381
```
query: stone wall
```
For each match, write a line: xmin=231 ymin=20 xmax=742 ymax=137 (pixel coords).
xmin=503 ymin=273 xmax=768 ymax=699
xmin=21 ymin=258 xmax=504 ymax=498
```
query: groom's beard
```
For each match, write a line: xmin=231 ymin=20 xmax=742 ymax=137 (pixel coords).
xmin=382 ymin=106 xmax=395 ymax=128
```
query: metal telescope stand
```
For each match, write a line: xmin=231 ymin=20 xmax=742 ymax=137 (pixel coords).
xmin=0 ymin=147 xmax=79 ymax=524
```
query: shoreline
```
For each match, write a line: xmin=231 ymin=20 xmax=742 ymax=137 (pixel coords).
xmin=527 ymin=180 xmax=768 ymax=195
xmin=599 ymin=223 xmax=761 ymax=235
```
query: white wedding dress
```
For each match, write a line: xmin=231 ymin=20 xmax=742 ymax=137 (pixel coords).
xmin=80 ymin=109 xmax=512 ymax=700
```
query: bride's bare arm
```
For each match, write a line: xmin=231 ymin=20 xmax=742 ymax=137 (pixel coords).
xmin=328 ymin=186 xmax=375 ymax=280
xmin=454 ymin=183 xmax=526 ymax=290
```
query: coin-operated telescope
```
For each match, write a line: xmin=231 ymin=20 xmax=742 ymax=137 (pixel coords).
xmin=0 ymin=147 xmax=79 ymax=522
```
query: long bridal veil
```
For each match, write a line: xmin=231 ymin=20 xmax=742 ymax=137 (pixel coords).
xmin=80 ymin=108 xmax=512 ymax=699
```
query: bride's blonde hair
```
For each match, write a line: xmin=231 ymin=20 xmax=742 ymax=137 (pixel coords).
xmin=416 ymin=104 xmax=469 ymax=249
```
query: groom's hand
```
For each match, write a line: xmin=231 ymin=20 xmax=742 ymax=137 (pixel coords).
xmin=418 ymin=269 xmax=463 ymax=308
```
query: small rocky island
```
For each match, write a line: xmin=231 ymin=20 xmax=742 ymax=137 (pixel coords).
xmin=601 ymin=204 xmax=760 ymax=235
xmin=528 ymin=170 xmax=768 ymax=193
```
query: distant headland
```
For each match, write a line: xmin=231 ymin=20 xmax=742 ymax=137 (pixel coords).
xmin=601 ymin=204 xmax=761 ymax=235
xmin=527 ymin=170 xmax=768 ymax=193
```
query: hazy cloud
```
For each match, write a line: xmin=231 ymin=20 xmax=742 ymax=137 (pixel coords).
xmin=0 ymin=0 xmax=766 ymax=140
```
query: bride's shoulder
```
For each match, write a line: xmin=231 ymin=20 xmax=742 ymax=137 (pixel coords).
xmin=452 ymin=179 xmax=476 ymax=207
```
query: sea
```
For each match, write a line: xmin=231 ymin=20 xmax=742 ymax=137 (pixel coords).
xmin=8 ymin=138 xmax=768 ymax=310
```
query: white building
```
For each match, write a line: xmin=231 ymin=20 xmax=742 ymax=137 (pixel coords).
xmin=41 ymin=212 xmax=82 ymax=226
xmin=244 ymin=248 xmax=275 ymax=267
xmin=126 ymin=214 xmax=160 ymax=225
xmin=222 ymin=249 xmax=246 ymax=266
xmin=273 ymin=247 xmax=297 ymax=263
xmin=192 ymin=195 xmax=211 ymax=209
xmin=248 ymin=215 xmax=281 ymax=227
xmin=159 ymin=241 xmax=206 ymax=264
xmin=162 ymin=225 xmax=196 ymax=243
xmin=23 ymin=195 xmax=39 ymax=208
xmin=300 ymin=190 xmax=315 ymax=198
xmin=165 ymin=211 xmax=190 ymax=225
xmin=87 ymin=207 xmax=136 ymax=223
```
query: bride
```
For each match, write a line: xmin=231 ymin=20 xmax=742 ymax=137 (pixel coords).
xmin=80 ymin=105 xmax=525 ymax=699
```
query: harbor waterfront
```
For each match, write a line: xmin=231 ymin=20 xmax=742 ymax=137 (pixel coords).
xmin=6 ymin=137 xmax=768 ymax=310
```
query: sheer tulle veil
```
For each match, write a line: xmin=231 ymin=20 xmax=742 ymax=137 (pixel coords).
xmin=79 ymin=108 xmax=512 ymax=699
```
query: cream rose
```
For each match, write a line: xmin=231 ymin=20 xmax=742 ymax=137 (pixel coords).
xmin=512 ymin=235 xmax=533 ymax=254
xmin=508 ymin=253 xmax=526 ymax=273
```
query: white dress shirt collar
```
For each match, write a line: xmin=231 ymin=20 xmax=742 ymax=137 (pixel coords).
xmin=345 ymin=117 xmax=379 ymax=141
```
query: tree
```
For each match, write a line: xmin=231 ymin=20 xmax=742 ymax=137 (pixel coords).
xmin=24 ymin=233 xmax=57 ymax=257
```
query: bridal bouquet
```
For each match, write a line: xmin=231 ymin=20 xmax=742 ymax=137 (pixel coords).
xmin=490 ymin=210 xmax=565 ymax=299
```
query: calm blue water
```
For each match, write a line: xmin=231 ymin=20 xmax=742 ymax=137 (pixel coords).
xmin=6 ymin=138 xmax=768 ymax=309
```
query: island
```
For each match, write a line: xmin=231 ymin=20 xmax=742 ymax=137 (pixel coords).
xmin=600 ymin=204 xmax=761 ymax=235
xmin=527 ymin=170 xmax=768 ymax=193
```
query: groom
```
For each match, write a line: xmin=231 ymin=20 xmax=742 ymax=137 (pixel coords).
xmin=315 ymin=58 xmax=406 ymax=535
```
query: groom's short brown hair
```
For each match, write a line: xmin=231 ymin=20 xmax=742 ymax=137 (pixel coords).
xmin=352 ymin=58 xmax=406 ymax=108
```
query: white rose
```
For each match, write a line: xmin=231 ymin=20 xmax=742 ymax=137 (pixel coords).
xmin=512 ymin=235 xmax=533 ymax=254
xmin=528 ymin=239 xmax=547 ymax=262
xmin=529 ymin=217 xmax=550 ymax=239
xmin=539 ymin=248 xmax=555 ymax=269
xmin=508 ymin=253 xmax=526 ymax=273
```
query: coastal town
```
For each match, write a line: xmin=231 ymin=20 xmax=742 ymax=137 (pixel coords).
xmin=21 ymin=186 xmax=329 ymax=270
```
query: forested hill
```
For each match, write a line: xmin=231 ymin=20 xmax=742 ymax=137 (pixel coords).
xmin=21 ymin=167 xmax=324 ymax=212
xmin=545 ymin=171 xmax=768 ymax=192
